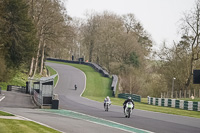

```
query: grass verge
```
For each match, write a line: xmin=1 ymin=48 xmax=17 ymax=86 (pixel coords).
xmin=0 ymin=72 xmax=27 ymax=90
xmin=0 ymin=70 xmax=43 ymax=90
xmin=0 ymin=111 xmax=14 ymax=116
xmin=0 ymin=119 xmax=60 ymax=133
xmin=47 ymin=61 xmax=112 ymax=97
xmin=46 ymin=66 xmax=58 ymax=86
xmin=0 ymin=110 xmax=60 ymax=132
xmin=47 ymin=60 xmax=200 ymax=118
xmin=86 ymin=96 xmax=200 ymax=118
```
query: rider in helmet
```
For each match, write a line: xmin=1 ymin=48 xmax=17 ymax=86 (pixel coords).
xmin=123 ymin=96 xmax=134 ymax=113
xmin=104 ymin=96 xmax=111 ymax=107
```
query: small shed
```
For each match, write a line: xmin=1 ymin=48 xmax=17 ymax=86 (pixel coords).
xmin=29 ymin=74 xmax=57 ymax=108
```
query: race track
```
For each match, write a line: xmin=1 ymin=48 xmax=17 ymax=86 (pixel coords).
xmin=46 ymin=62 xmax=200 ymax=133
xmin=1 ymin=61 xmax=200 ymax=133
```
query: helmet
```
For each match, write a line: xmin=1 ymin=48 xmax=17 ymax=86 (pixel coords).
xmin=107 ymin=96 xmax=109 ymax=99
xmin=128 ymin=96 xmax=131 ymax=99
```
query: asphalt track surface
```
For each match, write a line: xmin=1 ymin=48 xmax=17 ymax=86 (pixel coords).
xmin=1 ymin=61 xmax=200 ymax=133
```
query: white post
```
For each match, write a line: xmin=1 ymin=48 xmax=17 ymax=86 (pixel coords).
xmin=188 ymin=101 xmax=193 ymax=111
xmin=158 ymin=98 xmax=162 ymax=106
xmin=153 ymin=98 xmax=156 ymax=105
xmin=198 ymin=102 xmax=200 ymax=111
xmin=180 ymin=100 xmax=184 ymax=109
xmin=171 ymin=99 xmax=176 ymax=108
xmin=164 ymin=98 xmax=168 ymax=107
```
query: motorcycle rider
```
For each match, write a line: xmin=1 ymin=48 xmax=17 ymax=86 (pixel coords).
xmin=104 ymin=96 xmax=111 ymax=108
xmin=123 ymin=96 xmax=134 ymax=113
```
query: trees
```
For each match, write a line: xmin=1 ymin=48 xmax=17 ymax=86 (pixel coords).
xmin=157 ymin=0 xmax=200 ymax=95
xmin=80 ymin=11 xmax=153 ymax=95
xmin=0 ymin=0 xmax=37 ymax=81
xmin=180 ymin=0 xmax=200 ymax=90
xmin=27 ymin=0 xmax=72 ymax=77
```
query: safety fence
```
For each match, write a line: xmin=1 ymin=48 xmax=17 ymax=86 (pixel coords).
xmin=46 ymin=58 xmax=109 ymax=77
xmin=118 ymin=93 xmax=141 ymax=102
xmin=111 ymin=75 xmax=118 ymax=97
xmin=7 ymin=85 xmax=27 ymax=93
xmin=148 ymin=96 xmax=200 ymax=111
xmin=47 ymin=58 xmax=118 ymax=96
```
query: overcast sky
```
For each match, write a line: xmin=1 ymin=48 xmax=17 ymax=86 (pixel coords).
xmin=65 ymin=0 xmax=195 ymax=49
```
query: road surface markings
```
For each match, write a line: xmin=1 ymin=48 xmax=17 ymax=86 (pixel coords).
xmin=0 ymin=96 xmax=5 ymax=102
xmin=43 ymin=109 xmax=154 ymax=133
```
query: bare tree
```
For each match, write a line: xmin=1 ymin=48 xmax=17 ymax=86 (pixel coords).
xmin=180 ymin=0 xmax=200 ymax=90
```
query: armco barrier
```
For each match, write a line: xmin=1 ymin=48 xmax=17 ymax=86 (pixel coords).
xmin=47 ymin=58 xmax=109 ymax=77
xmin=148 ymin=96 xmax=200 ymax=111
xmin=118 ymin=93 xmax=141 ymax=102
xmin=111 ymin=75 xmax=118 ymax=97
xmin=47 ymin=58 xmax=117 ymax=96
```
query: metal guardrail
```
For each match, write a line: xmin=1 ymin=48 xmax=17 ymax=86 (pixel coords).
xmin=118 ymin=93 xmax=141 ymax=102
xmin=33 ymin=90 xmax=42 ymax=106
xmin=46 ymin=58 xmax=110 ymax=77
xmin=7 ymin=85 xmax=26 ymax=93
xmin=111 ymin=75 xmax=118 ymax=97
xmin=46 ymin=58 xmax=117 ymax=97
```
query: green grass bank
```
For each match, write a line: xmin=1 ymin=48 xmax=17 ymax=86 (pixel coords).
xmin=47 ymin=61 xmax=113 ymax=97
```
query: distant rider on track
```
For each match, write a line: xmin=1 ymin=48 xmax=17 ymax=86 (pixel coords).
xmin=104 ymin=96 xmax=111 ymax=108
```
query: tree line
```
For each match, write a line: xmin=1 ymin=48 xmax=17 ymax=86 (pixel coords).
xmin=0 ymin=0 xmax=73 ymax=81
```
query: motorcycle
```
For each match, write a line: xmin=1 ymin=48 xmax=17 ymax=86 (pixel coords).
xmin=124 ymin=102 xmax=134 ymax=118
xmin=104 ymin=101 xmax=110 ymax=111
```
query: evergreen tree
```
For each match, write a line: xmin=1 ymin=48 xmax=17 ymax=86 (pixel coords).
xmin=0 ymin=0 xmax=37 ymax=81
